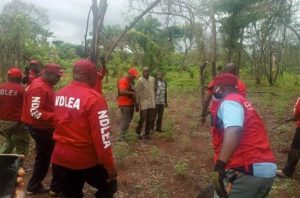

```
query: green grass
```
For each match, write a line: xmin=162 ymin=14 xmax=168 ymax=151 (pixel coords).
xmin=150 ymin=146 xmax=161 ymax=161
xmin=173 ymin=160 xmax=188 ymax=178
xmin=269 ymin=178 xmax=300 ymax=197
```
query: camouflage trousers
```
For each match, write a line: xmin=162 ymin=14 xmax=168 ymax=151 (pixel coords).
xmin=0 ymin=120 xmax=30 ymax=157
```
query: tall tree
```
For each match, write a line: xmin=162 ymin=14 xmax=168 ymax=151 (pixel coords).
xmin=0 ymin=0 xmax=52 ymax=81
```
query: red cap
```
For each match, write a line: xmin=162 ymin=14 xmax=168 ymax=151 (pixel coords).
xmin=128 ymin=68 xmax=138 ymax=77
xmin=7 ymin=67 xmax=22 ymax=78
xmin=213 ymin=73 xmax=237 ymax=86
xmin=44 ymin=64 xmax=63 ymax=76
xmin=73 ymin=59 xmax=97 ymax=75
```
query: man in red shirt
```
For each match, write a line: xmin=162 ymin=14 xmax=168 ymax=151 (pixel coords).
xmin=117 ymin=68 xmax=138 ymax=141
xmin=277 ymin=98 xmax=300 ymax=178
xmin=201 ymin=63 xmax=247 ymax=123
xmin=210 ymin=73 xmax=276 ymax=198
xmin=22 ymin=64 xmax=62 ymax=195
xmin=51 ymin=59 xmax=117 ymax=198
xmin=0 ymin=68 xmax=30 ymax=157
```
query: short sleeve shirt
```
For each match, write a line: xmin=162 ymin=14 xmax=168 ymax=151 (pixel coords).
xmin=217 ymin=100 xmax=244 ymax=129
xmin=117 ymin=77 xmax=133 ymax=106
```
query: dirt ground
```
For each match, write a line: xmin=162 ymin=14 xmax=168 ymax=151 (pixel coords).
xmin=4 ymin=90 xmax=300 ymax=198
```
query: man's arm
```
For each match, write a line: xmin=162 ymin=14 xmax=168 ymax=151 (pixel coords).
xmin=28 ymin=88 xmax=54 ymax=122
xmin=217 ymin=101 xmax=244 ymax=163
xmin=118 ymin=79 xmax=135 ymax=97
xmin=218 ymin=126 xmax=243 ymax=163
xmin=119 ymin=89 xmax=135 ymax=96
xmin=135 ymin=79 xmax=142 ymax=105
xmin=164 ymin=81 xmax=168 ymax=107
xmin=88 ymin=97 xmax=117 ymax=181
xmin=286 ymin=98 xmax=300 ymax=122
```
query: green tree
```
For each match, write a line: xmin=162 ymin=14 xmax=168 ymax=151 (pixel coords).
xmin=0 ymin=0 xmax=52 ymax=81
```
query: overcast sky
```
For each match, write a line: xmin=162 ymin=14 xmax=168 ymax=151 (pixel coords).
xmin=0 ymin=0 xmax=130 ymax=44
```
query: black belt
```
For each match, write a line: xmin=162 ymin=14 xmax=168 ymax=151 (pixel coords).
xmin=232 ymin=164 xmax=254 ymax=176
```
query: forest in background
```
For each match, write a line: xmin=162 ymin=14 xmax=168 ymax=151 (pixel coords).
xmin=0 ymin=0 xmax=299 ymax=88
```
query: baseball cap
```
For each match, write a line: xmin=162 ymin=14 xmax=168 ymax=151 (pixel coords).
xmin=128 ymin=68 xmax=138 ymax=77
xmin=7 ymin=67 xmax=22 ymax=78
xmin=213 ymin=73 xmax=238 ymax=86
xmin=44 ymin=64 xmax=63 ymax=76
xmin=73 ymin=59 xmax=97 ymax=75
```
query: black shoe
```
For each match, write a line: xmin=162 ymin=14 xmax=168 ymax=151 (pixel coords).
xmin=136 ymin=133 xmax=143 ymax=140
xmin=156 ymin=129 xmax=165 ymax=132
xmin=27 ymin=187 xmax=50 ymax=195
xmin=144 ymin=135 xmax=151 ymax=140
xmin=50 ymin=190 xmax=62 ymax=197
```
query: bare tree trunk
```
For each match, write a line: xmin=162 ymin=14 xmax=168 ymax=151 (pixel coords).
xmin=90 ymin=0 xmax=108 ymax=65
xmin=84 ymin=6 xmax=92 ymax=58
xmin=105 ymin=0 xmax=162 ymax=61
xmin=237 ymin=28 xmax=244 ymax=76
xmin=209 ymin=1 xmax=217 ymax=77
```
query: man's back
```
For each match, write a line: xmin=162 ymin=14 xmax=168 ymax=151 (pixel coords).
xmin=213 ymin=93 xmax=275 ymax=168
xmin=22 ymin=77 xmax=54 ymax=128
xmin=0 ymin=82 xmax=24 ymax=121
xmin=52 ymin=81 xmax=114 ymax=170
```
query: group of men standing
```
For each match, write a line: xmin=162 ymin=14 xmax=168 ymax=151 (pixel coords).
xmin=117 ymin=67 xmax=168 ymax=141
xmin=0 ymin=60 xmax=117 ymax=197
xmin=0 ymin=61 xmax=169 ymax=197
xmin=0 ymin=60 xmax=299 ymax=198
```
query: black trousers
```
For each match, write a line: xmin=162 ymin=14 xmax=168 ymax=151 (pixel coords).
xmin=27 ymin=127 xmax=59 ymax=192
xmin=153 ymin=104 xmax=165 ymax=130
xmin=136 ymin=108 xmax=155 ymax=135
xmin=283 ymin=127 xmax=300 ymax=177
xmin=119 ymin=105 xmax=134 ymax=138
xmin=52 ymin=164 xmax=117 ymax=198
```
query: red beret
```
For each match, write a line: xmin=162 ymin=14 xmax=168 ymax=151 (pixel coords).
xmin=44 ymin=64 xmax=63 ymax=76
xmin=8 ymin=67 xmax=22 ymax=78
xmin=73 ymin=59 xmax=97 ymax=75
xmin=128 ymin=68 xmax=138 ymax=77
xmin=213 ymin=73 xmax=237 ymax=86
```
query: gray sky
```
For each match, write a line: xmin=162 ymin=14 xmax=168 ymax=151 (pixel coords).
xmin=0 ymin=0 xmax=129 ymax=44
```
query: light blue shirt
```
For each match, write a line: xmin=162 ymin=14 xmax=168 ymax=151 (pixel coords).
xmin=217 ymin=100 xmax=244 ymax=128
xmin=217 ymin=100 xmax=276 ymax=178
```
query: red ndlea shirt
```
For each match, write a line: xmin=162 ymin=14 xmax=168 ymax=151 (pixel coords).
xmin=0 ymin=82 xmax=24 ymax=121
xmin=21 ymin=77 xmax=54 ymax=129
xmin=118 ymin=77 xmax=134 ymax=106
xmin=94 ymin=67 xmax=106 ymax=95
xmin=212 ymin=93 xmax=275 ymax=169
xmin=51 ymin=81 xmax=115 ymax=171
xmin=294 ymin=98 xmax=300 ymax=127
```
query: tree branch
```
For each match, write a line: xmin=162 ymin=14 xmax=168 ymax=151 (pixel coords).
xmin=105 ymin=0 xmax=162 ymax=61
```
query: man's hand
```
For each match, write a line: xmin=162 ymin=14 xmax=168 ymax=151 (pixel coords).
xmin=107 ymin=168 xmax=117 ymax=183
xmin=212 ymin=160 xmax=228 ymax=198
xmin=284 ymin=117 xmax=296 ymax=123
xmin=135 ymin=104 xmax=140 ymax=112
xmin=15 ymin=167 xmax=26 ymax=198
